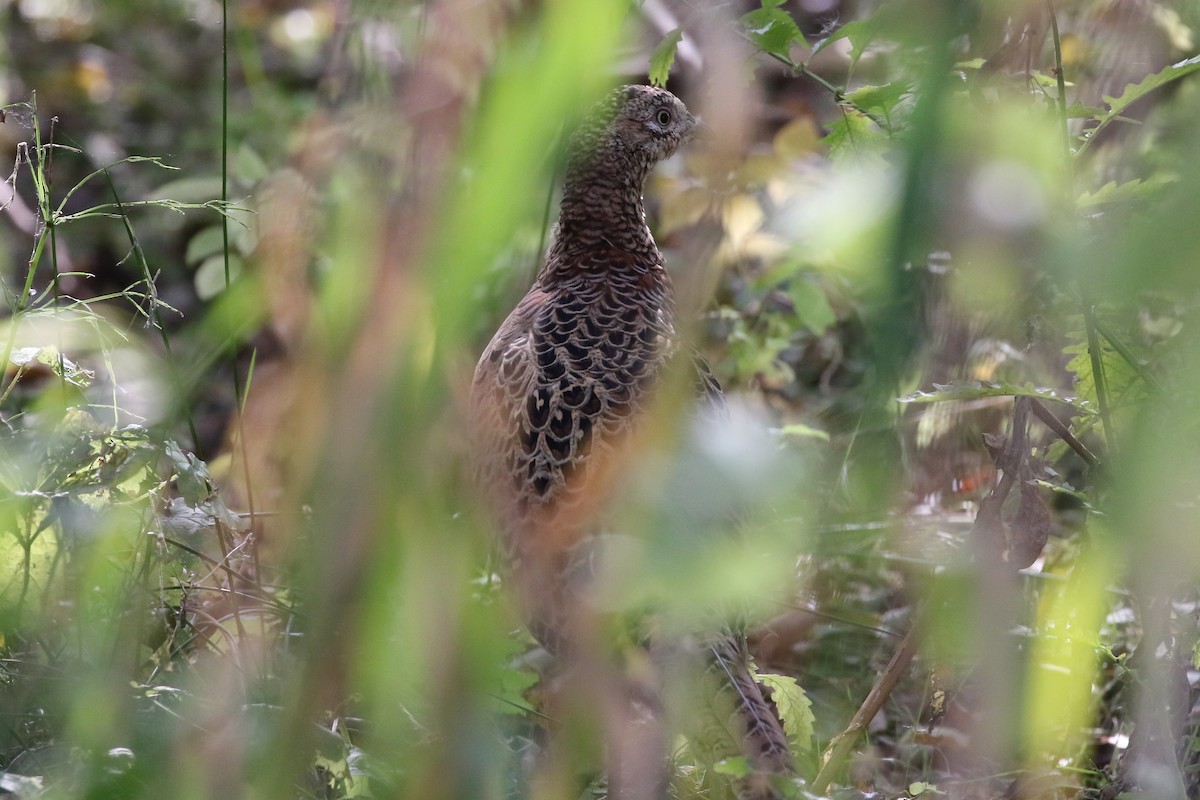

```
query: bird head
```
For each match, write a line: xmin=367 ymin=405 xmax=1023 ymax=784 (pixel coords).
xmin=568 ymin=85 xmax=698 ymax=176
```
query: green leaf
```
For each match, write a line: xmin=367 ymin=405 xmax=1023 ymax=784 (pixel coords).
xmin=194 ymin=253 xmax=245 ymax=300
xmin=788 ymin=277 xmax=836 ymax=332
xmin=777 ymin=423 xmax=830 ymax=443
xmin=1064 ymin=102 xmax=1106 ymax=120
xmin=1077 ymin=175 xmax=1177 ymax=208
xmin=232 ymin=144 xmax=270 ymax=185
xmin=488 ymin=664 xmax=539 ymax=716
xmin=648 ymin=28 xmax=684 ymax=88
xmin=712 ymin=756 xmax=750 ymax=777
xmin=165 ymin=441 xmax=215 ymax=506
xmin=811 ymin=16 xmax=886 ymax=64
xmin=740 ymin=6 xmax=806 ymax=59
xmin=823 ymin=109 xmax=889 ymax=165
xmin=1080 ymin=54 xmax=1200 ymax=155
xmin=898 ymin=381 xmax=1093 ymax=413
xmin=1101 ymin=53 xmax=1200 ymax=115
xmin=185 ymin=226 xmax=227 ymax=266
xmin=754 ymin=671 xmax=815 ymax=754
xmin=845 ymin=82 xmax=910 ymax=116
xmin=1062 ymin=322 xmax=1148 ymax=417
xmin=10 ymin=346 xmax=93 ymax=388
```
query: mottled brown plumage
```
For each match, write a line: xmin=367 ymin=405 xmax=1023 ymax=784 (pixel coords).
xmin=469 ymin=84 xmax=792 ymax=797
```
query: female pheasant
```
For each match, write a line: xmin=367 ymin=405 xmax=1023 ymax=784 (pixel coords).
xmin=469 ymin=85 xmax=793 ymax=799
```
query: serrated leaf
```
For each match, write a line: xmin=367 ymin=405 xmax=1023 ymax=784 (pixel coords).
xmin=1101 ymin=53 xmax=1200 ymax=113
xmin=1081 ymin=54 xmax=1200 ymax=154
xmin=823 ymin=110 xmax=888 ymax=165
xmin=1064 ymin=102 xmax=1106 ymax=120
xmin=811 ymin=15 xmax=887 ymax=64
xmin=488 ymin=664 xmax=540 ymax=716
xmin=1077 ymin=175 xmax=1177 ymax=208
xmin=754 ymin=672 xmax=814 ymax=754
xmin=898 ymin=381 xmax=1092 ymax=413
xmin=1062 ymin=320 xmax=1150 ymax=431
xmin=649 ymin=28 xmax=684 ymax=88
xmin=845 ymin=82 xmax=910 ymax=115
xmin=741 ymin=7 xmax=806 ymax=59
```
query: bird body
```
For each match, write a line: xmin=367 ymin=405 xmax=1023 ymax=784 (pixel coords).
xmin=469 ymin=84 xmax=793 ymax=798
xmin=471 ymin=85 xmax=691 ymax=647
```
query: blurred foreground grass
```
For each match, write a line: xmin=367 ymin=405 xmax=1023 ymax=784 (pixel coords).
xmin=1 ymin=1 xmax=1200 ymax=798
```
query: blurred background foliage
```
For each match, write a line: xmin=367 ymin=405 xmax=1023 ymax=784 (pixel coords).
xmin=1 ymin=0 xmax=1200 ymax=798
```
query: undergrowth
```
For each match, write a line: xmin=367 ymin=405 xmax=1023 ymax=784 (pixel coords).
xmin=1 ymin=2 xmax=1200 ymax=799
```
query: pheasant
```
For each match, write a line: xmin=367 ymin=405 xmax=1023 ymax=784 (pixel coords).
xmin=469 ymin=84 xmax=793 ymax=798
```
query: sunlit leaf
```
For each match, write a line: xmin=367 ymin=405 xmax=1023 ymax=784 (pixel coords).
xmin=1077 ymin=175 xmax=1177 ymax=208
xmin=723 ymin=194 xmax=764 ymax=246
xmin=10 ymin=346 xmax=93 ymax=388
xmin=740 ymin=5 xmax=806 ymax=59
xmin=824 ymin=109 xmax=889 ymax=164
xmin=164 ymin=440 xmax=215 ymax=506
xmin=755 ymin=671 xmax=815 ymax=753
xmin=773 ymin=117 xmax=820 ymax=159
xmin=845 ymin=82 xmax=910 ymax=116
xmin=712 ymin=756 xmax=750 ymax=777
xmin=649 ymin=28 xmax=684 ymax=88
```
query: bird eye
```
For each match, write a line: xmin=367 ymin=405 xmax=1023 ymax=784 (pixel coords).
xmin=655 ymin=109 xmax=672 ymax=126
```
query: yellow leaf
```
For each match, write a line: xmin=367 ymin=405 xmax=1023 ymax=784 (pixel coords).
xmin=659 ymin=186 xmax=711 ymax=236
xmin=773 ymin=117 xmax=820 ymax=160
xmin=722 ymin=194 xmax=764 ymax=246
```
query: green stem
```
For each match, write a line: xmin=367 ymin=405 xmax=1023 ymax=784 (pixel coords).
xmin=100 ymin=167 xmax=202 ymax=451
xmin=220 ymin=0 xmax=257 ymax=529
xmin=1082 ymin=302 xmax=1116 ymax=459
xmin=755 ymin=44 xmax=891 ymax=131
xmin=1047 ymin=1 xmax=1071 ymax=165
xmin=1091 ymin=314 xmax=1163 ymax=395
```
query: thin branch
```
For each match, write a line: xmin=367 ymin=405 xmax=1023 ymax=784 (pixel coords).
xmin=1029 ymin=398 xmax=1100 ymax=467
xmin=812 ymin=616 xmax=923 ymax=793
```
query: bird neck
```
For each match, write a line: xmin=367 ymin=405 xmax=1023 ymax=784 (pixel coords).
xmin=552 ymin=156 xmax=658 ymax=259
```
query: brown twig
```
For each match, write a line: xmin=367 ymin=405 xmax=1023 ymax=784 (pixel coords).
xmin=1029 ymin=397 xmax=1099 ymax=467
